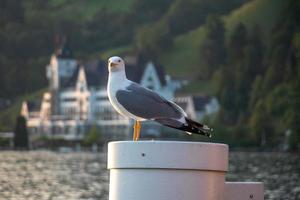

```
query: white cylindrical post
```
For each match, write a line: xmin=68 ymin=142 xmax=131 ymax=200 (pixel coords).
xmin=108 ymin=141 xmax=228 ymax=200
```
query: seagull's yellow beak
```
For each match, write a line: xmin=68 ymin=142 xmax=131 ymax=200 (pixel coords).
xmin=110 ymin=62 xmax=118 ymax=67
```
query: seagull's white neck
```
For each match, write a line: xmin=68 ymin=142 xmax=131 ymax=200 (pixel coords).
xmin=108 ymin=69 xmax=129 ymax=97
xmin=109 ymin=70 xmax=127 ymax=81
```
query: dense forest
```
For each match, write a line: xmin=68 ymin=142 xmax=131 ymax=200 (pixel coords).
xmin=201 ymin=1 xmax=300 ymax=149
xmin=0 ymin=0 xmax=299 ymax=149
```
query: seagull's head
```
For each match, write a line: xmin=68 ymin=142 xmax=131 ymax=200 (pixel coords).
xmin=108 ymin=56 xmax=125 ymax=72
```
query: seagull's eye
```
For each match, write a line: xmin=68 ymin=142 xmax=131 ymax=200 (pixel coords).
xmin=118 ymin=59 xmax=121 ymax=62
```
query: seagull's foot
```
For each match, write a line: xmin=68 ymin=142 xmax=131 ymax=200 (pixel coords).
xmin=136 ymin=121 xmax=141 ymax=141
xmin=133 ymin=121 xmax=141 ymax=141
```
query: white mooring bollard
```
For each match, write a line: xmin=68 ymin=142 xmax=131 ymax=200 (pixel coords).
xmin=108 ymin=141 xmax=229 ymax=200
xmin=225 ymin=182 xmax=264 ymax=200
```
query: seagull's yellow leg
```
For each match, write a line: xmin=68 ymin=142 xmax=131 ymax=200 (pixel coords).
xmin=133 ymin=120 xmax=137 ymax=141
xmin=135 ymin=121 xmax=141 ymax=141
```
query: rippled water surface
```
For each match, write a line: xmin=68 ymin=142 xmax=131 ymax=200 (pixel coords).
xmin=0 ymin=151 xmax=299 ymax=200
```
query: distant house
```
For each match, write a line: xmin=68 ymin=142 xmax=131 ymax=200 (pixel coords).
xmin=21 ymin=42 xmax=181 ymax=140
xmin=174 ymin=95 xmax=219 ymax=121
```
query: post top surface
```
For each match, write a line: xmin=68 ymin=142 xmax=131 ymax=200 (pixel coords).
xmin=109 ymin=140 xmax=228 ymax=146
xmin=108 ymin=140 xmax=228 ymax=171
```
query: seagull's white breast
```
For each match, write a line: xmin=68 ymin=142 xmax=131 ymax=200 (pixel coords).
xmin=107 ymin=72 xmax=146 ymax=121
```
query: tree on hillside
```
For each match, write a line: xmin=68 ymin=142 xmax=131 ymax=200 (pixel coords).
xmin=228 ymin=23 xmax=248 ymax=64
xmin=199 ymin=15 xmax=226 ymax=79
xmin=215 ymin=23 xmax=249 ymax=124
xmin=0 ymin=0 xmax=24 ymax=27
xmin=132 ymin=0 xmax=174 ymax=24
xmin=167 ymin=0 xmax=247 ymax=36
xmin=135 ymin=20 xmax=172 ymax=58
xmin=248 ymin=0 xmax=300 ymax=149
xmin=215 ymin=23 xmax=266 ymax=126
xmin=262 ymin=1 xmax=298 ymax=92
xmin=14 ymin=116 xmax=29 ymax=149
xmin=250 ymin=100 xmax=273 ymax=146
xmin=249 ymin=75 xmax=263 ymax=110
xmin=168 ymin=0 xmax=209 ymax=36
xmin=236 ymin=25 xmax=264 ymax=116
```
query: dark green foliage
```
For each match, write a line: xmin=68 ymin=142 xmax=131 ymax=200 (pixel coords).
xmin=0 ymin=137 xmax=10 ymax=147
xmin=228 ymin=23 xmax=248 ymax=63
xmin=135 ymin=20 xmax=172 ymax=58
xmin=83 ymin=126 xmax=101 ymax=146
xmin=134 ymin=0 xmax=247 ymax=62
xmin=216 ymin=22 xmax=265 ymax=123
xmin=199 ymin=15 xmax=226 ymax=78
xmin=213 ymin=0 xmax=300 ymax=149
xmin=13 ymin=116 xmax=29 ymax=149
xmin=0 ymin=0 xmax=24 ymax=27
xmin=167 ymin=0 xmax=247 ymax=36
xmin=250 ymin=100 xmax=273 ymax=146
xmin=132 ymin=0 xmax=174 ymax=24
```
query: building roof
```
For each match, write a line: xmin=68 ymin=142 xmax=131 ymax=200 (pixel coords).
xmin=176 ymin=101 xmax=188 ymax=111
xmin=55 ymin=38 xmax=73 ymax=59
xmin=192 ymin=96 xmax=212 ymax=112
xmin=27 ymin=100 xmax=42 ymax=112
xmin=60 ymin=66 xmax=80 ymax=89
xmin=84 ymin=60 xmax=108 ymax=87
xmin=126 ymin=60 xmax=167 ymax=86
xmin=60 ymin=56 xmax=167 ymax=89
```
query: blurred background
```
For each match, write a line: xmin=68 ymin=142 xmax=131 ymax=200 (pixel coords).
xmin=0 ymin=0 xmax=299 ymax=199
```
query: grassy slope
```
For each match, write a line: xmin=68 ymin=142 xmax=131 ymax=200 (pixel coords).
xmin=25 ymin=0 xmax=135 ymax=22
xmin=49 ymin=0 xmax=136 ymax=15
xmin=159 ymin=27 xmax=206 ymax=79
xmin=224 ymin=0 xmax=286 ymax=37
xmin=160 ymin=0 xmax=286 ymax=76
xmin=100 ymin=46 xmax=133 ymax=60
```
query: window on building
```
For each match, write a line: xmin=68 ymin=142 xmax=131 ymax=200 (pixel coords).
xmin=80 ymin=85 xmax=84 ymax=92
xmin=96 ymin=96 xmax=108 ymax=101
xmin=146 ymin=76 xmax=155 ymax=90
xmin=64 ymin=107 xmax=77 ymax=119
xmin=65 ymin=126 xmax=70 ymax=134
xmin=63 ymin=97 xmax=76 ymax=102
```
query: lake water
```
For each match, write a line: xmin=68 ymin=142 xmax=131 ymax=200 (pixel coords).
xmin=0 ymin=151 xmax=299 ymax=200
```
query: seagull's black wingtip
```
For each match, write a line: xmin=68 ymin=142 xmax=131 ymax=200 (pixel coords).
xmin=204 ymin=131 xmax=212 ymax=138
xmin=183 ymin=118 xmax=213 ymax=138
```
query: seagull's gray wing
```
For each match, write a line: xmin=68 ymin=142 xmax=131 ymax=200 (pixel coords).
xmin=116 ymin=82 xmax=184 ymax=120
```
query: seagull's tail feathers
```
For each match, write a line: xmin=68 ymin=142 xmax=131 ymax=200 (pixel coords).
xmin=154 ymin=117 xmax=212 ymax=138
xmin=183 ymin=118 xmax=212 ymax=137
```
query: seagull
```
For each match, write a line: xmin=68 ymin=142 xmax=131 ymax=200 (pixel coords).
xmin=107 ymin=56 xmax=212 ymax=141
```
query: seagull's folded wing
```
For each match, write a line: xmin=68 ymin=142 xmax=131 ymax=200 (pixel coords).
xmin=116 ymin=83 xmax=183 ymax=120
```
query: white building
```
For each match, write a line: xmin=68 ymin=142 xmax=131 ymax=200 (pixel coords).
xmin=174 ymin=95 xmax=219 ymax=121
xmin=21 ymin=43 xmax=181 ymax=140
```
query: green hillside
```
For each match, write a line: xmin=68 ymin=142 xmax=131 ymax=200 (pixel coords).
xmin=26 ymin=0 xmax=135 ymax=21
xmin=159 ymin=0 xmax=287 ymax=77
xmin=159 ymin=27 xmax=206 ymax=78
xmin=225 ymin=0 xmax=286 ymax=36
